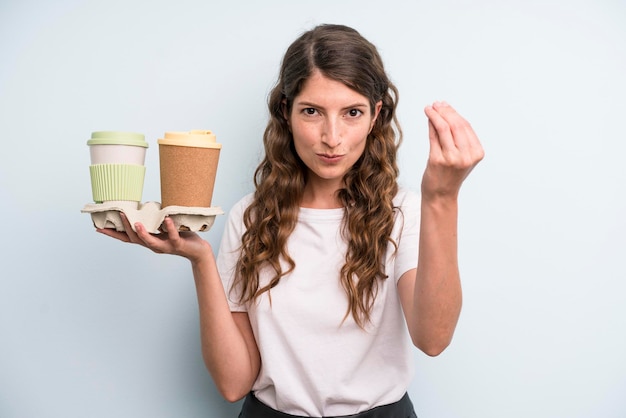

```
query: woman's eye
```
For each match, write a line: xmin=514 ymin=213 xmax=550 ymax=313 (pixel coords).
xmin=303 ymin=108 xmax=317 ymax=115
xmin=347 ymin=109 xmax=363 ymax=117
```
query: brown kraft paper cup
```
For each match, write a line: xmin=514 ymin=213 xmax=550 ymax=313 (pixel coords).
xmin=158 ymin=130 xmax=221 ymax=208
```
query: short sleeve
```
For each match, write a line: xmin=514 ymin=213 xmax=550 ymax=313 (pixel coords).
xmin=392 ymin=188 xmax=420 ymax=283
xmin=216 ymin=193 xmax=254 ymax=312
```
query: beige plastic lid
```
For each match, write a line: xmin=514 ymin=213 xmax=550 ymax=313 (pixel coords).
xmin=157 ymin=130 xmax=221 ymax=149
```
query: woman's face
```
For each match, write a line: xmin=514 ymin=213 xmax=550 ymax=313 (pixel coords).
xmin=288 ymin=70 xmax=382 ymax=194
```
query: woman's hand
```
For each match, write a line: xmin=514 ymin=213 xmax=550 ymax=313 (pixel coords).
xmin=422 ymin=101 xmax=484 ymax=200
xmin=96 ymin=213 xmax=212 ymax=264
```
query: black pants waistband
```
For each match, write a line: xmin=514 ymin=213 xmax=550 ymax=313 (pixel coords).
xmin=238 ymin=392 xmax=416 ymax=418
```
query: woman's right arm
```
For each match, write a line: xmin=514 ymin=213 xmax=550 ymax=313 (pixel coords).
xmin=97 ymin=214 xmax=260 ymax=402
xmin=191 ymin=252 xmax=260 ymax=402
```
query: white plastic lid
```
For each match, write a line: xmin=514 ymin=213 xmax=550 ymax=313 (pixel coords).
xmin=88 ymin=131 xmax=148 ymax=148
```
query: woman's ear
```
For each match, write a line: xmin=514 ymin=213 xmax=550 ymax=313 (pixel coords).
xmin=282 ymin=99 xmax=292 ymax=132
xmin=370 ymin=100 xmax=383 ymax=132
xmin=282 ymin=99 xmax=289 ymax=121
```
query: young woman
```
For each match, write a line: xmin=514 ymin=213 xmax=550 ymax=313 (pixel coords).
xmin=100 ymin=24 xmax=484 ymax=418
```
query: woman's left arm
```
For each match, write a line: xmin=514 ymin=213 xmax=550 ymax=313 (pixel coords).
xmin=398 ymin=101 xmax=484 ymax=356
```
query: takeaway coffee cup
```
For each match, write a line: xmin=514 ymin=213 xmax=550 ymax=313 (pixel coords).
xmin=157 ymin=130 xmax=221 ymax=208
xmin=87 ymin=131 xmax=148 ymax=203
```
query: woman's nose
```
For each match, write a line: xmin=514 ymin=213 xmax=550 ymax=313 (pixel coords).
xmin=321 ymin=118 xmax=342 ymax=148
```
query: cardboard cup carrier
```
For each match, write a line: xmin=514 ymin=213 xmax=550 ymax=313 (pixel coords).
xmin=158 ymin=130 xmax=221 ymax=208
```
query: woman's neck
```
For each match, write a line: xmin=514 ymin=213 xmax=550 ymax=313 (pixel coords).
xmin=300 ymin=180 xmax=343 ymax=209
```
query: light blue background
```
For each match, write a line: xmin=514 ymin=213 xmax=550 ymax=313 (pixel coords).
xmin=1 ymin=1 xmax=625 ymax=417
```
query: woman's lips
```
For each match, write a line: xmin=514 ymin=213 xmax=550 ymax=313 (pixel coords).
xmin=318 ymin=153 xmax=343 ymax=163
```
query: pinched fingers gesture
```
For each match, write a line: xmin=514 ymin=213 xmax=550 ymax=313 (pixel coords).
xmin=422 ymin=101 xmax=484 ymax=200
xmin=97 ymin=213 xmax=210 ymax=263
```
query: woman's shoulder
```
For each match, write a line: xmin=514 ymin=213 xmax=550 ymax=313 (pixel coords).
xmin=393 ymin=186 xmax=420 ymax=208
xmin=224 ymin=192 xmax=255 ymax=226
xmin=232 ymin=192 xmax=255 ymax=212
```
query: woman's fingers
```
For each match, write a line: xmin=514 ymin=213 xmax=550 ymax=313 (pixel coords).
xmin=426 ymin=118 xmax=444 ymax=162
xmin=94 ymin=212 xmax=135 ymax=243
xmin=95 ymin=212 xmax=208 ymax=262
xmin=424 ymin=101 xmax=484 ymax=167
xmin=119 ymin=212 xmax=144 ymax=243
xmin=424 ymin=103 xmax=455 ymax=156
xmin=437 ymin=102 xmax=483 ymax=162
xmin=422 ymin=101 xmax=484 ymax=198
xmin=425 ymin=103 xmax=476 ymax=153
xmin=159 ymin=217 xmax=186 ymax=253
xmin=96 ymin=212 xmax=169 ymax=253
xmin=96 ymin=227 xmax=131 ymax=243
xmin=132 ymin=218 xmax=176 ymax=254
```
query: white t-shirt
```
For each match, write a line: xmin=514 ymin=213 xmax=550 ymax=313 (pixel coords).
xmin=217 ymin=188 xmax=420 ymax=416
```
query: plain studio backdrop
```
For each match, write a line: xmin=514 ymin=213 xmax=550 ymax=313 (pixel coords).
xmin=1 ymin=1 xmax=624 ymax=417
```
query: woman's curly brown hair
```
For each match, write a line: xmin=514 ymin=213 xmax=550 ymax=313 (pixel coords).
xmin=234 ymin=24 xmax=402 ymax=328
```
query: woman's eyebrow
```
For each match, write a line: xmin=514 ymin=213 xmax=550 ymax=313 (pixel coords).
xmin=294 ymin=100 xmax=369 ymax=110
